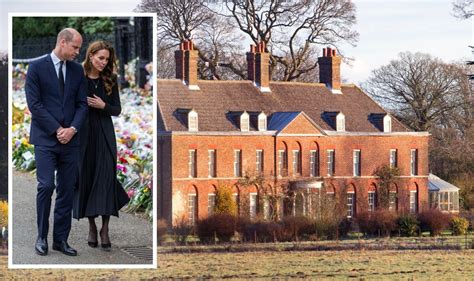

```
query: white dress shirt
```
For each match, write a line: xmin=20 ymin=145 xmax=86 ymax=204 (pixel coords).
xmin=50 ymin=51 xmax=66 ymax=82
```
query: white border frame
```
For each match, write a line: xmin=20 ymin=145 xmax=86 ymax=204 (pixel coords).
xmin=8 ymin=12 xmax=158 ymax=269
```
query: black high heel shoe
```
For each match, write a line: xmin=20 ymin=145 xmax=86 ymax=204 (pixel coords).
xmin=100 ymin=229 xmax=111 ymax=251
xmin=88 ymin=230 xmax=98 ymax=248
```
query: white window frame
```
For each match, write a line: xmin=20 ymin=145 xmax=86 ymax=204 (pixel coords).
xmin=346 ymin=191 xmax=355 ymax=218
xmin=292 ymin=150 xmax=301 ymax=176
xmin=256 ymin=150 xmax=264 ymax=173
xmin=278 ymin=150 xmax=286 ymax=177
xmin=336 ymin=112 xmax=345 ymax=132
xmin=240 ymin=111 xmax=250 ymax=132
xmin=310 ymin=150 xmax=319 ymax=177
xmin=188 ymin=110 xmax=198 ymax=132
xmin=368 ymin=191 xmax=375 ymax=212
xmin=188 ymin=194 xmax=197 ymax=225
xmin=410 ymin=149 xmax=418 ymax=176
xmin=390 ymin=149 xmax=397 ymax=168
xmin=258 ymin=112 xmax=267 ymax=131
xmin=188 ymin=149 xmax=197 ymax=178
xmin=249 ymin=193 xmax=258 ymax=220
xmin=389 ymin=191 xmax=397 ymax=211
xmin=327 ymin=149 xmax=335 ymax=176
xmin=409 ymin=190 xmax=417 ymax=213
xmin=208 ymin=194 xmax=216 ymax=216
xmin=208 ymin=150 xmax=216 ymax=178
xmin=383 ymin=115 xmax=392 ymax=133
xmin=353 ymin=149 xmax=361 ymax=177
xmin=234 ymin=150 xmax=242 ymax=177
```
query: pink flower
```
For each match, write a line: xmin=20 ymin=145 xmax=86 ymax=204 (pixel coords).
xmin=127 ymin=189 xmax=135 ymax=198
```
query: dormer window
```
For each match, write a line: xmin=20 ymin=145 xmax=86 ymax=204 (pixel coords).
xmin=258 ymin=112 xmax=267 ymax=131
xmin=188 ymin=109 xmax=198 ymax=132
xmin=336 ymin=112 xmax=345 ymax=132
xmin=383 ymin=114 xmax=392 ymax=133
xmin=240 ymin=111 xmax=249 ymax=132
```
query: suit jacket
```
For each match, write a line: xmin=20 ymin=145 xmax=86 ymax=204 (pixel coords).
xmin=25 ymin=55 xmax=88 ymax=147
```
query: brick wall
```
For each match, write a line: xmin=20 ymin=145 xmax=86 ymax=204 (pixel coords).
xmin=158 ymin=132 xmax=429 ymax=226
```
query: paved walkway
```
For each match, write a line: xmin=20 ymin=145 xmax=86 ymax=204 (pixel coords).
xmin=11 ymin=170 xmax=153 ymax=265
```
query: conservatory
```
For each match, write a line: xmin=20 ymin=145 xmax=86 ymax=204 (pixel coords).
xmin=428 ymin=174 xmax=460 ymax=213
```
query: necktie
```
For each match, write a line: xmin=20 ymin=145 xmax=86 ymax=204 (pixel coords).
xmin=58 ymin=61 xmax=65 ymax=96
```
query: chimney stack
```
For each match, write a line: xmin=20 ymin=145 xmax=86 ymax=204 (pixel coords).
xmin=247 ymin=42 xmax=270 ymax=92
xmin=175 ymin=40 xmax=199 ymax=90
xmin=318 ymin=47 xmax=341 ymax=94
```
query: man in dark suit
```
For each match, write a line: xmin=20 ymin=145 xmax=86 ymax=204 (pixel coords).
xmin=25 ymin=28 xmax=87 ymax=256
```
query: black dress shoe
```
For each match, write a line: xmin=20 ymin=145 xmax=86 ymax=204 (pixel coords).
xmin=52 ymin=241 xmax=77 ymax=256
xmin=35 ymin=238 xmax=48 ymax=256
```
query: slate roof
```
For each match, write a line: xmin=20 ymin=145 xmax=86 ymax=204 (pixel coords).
xmin=157 ymin=80 xmax=410 ymax=132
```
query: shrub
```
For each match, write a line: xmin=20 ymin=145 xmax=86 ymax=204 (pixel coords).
xmin=397 ymin=214 xmax=420 ymax=237
xmin=197 ymin=214 xmax=237 ymax=243
xmin=418 ymin=209 xmax=451 ymax=236
xmin=451 ymin=217 xmax=469 ymax=236
xmin=214 ymin=185 xmax=237 ymax=215
xmin=314 ymin=218 xmax=339 ymax=240
xmin=172 ymin=215 xmax=194 ymax=245
xmin=460 ymin=209 xmax=474 ymax=231
xmin=279 ymin=216 xmax=315 ymax=242
xmin=357 ymin=210 xmax=398 ymax=237
xmin=338 ymin=218 xmax=353 ymax=238
xmin=239 ymin=219 xmax=282 ymax=243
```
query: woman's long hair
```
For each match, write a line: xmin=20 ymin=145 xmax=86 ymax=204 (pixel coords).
xmin=83 ymin=41 xmax=117 ymax=95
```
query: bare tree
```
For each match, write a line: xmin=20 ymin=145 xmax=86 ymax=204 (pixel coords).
xmin=362 ymin=52 xmax=469 ymax=132
xmin=453 ymin=0 xmax=474 ymax=19
xmin=224 ymin=0 xmax=358 ymax=81
xmin=136 ymin=0 xmax=245 ymax=79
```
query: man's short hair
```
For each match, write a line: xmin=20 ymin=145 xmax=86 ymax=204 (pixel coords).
xmin=57 ymin=28 xmax=75 ymax=44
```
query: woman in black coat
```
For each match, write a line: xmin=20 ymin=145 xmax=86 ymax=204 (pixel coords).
xmin=73 ymin=41 xmax=129 ymax=251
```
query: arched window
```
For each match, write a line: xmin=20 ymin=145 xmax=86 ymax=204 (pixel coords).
xmin=409 ymin=183 xmax=418 ymax=214
xmin=346 ymin=185 xmax=356 ymax=218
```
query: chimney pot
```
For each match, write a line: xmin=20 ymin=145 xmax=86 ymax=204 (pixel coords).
xmin=247 ymin=42 xmax=270 ymax=91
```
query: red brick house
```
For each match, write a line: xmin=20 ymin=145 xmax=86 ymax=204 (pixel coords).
xmin=157 ymin=41 xmax=429 ymax=226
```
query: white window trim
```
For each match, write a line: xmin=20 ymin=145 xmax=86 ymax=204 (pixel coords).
xmin=188 ymin=110 xmax=198 ymax=132
xmin=390 ymin=149 xmax=397 ymax=168
xmin=208 ymin=194 xmax=216 ymax=215
xmin=327 ymin=149 xmax=335 ymax=176
xmin=410 ymin=149 xmax=418 ymax=176
xmin=353 ymin=149 xmax=361 ymax=177
xmin=256 ymin=150 xmax=263 ymax=173
xmin=208 ymin=150 xmax=216 ymax=178
xmin=249 ymin=192 xmax=258 ymax=219
xmin=258 ymin=112 xmax=267 ymax=131
xmin=234 ymin=150 xmax=242 ymax=177
xmin=240 ymin=111 xmax=250 ymax=132
xmin=310 ymin=150 xmax=317 ymax=177
xmin=368 ymin=191 xmax=376 ymax=212
xmin=410 ymin=190 xmax=417 ymax=213
xmin=292 ymin=150 xmax=300 ymax=176
xmin=383 ymin=115 xmax=392 ymax=133
xmin=188 ymin=194 xmax=197 ymax=225
xmin=278 ymin=149 xmax=285 ymax=177
xmin=188 ymin=150 xmax=196 ymax=178
xmin=336 ymin=112 xmax=345 ymax=132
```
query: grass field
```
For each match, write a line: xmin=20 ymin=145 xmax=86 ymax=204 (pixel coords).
xmin=1 ymin=250 xmax=473 ymax=279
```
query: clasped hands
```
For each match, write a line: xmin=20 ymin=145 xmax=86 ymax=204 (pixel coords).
xmin=57 ymin=127 xmax=75 ymax=144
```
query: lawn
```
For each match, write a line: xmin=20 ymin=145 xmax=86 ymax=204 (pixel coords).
xmin=1 ymin=250 xmax=473 ymax=279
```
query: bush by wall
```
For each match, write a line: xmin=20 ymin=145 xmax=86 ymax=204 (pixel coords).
xmin=450 ymin=217 xmax=469 ymax=236
xmin=197 ymin=214 xmax=237 ymax=243
xmin=397 ymin=214 xmax=420 ymax=237
xmin=357 ymin=210 xmax=398 ymax=237
xmin=418 ymin=209 xmax=451 ymax=236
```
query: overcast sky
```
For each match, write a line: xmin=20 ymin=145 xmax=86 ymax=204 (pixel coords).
xmin=1 ymin=0 xmax=472 ymax=83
